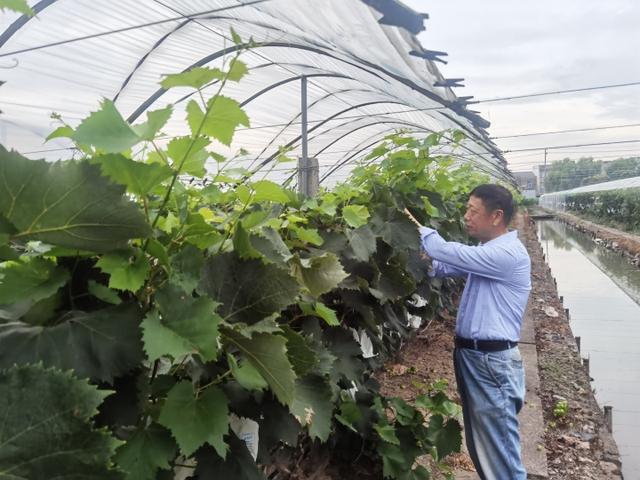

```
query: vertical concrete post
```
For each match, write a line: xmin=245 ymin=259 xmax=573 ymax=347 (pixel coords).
xmin=604 ymin=405 xmax=613 ymax=433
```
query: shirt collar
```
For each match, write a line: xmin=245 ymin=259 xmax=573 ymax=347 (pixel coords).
xmin=482 ymin=230 xmax=517 ymax=246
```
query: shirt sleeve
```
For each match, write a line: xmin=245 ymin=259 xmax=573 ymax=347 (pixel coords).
xmin=419 ymin=227 xmax=516 ymax=281
xmin=429 ymin=259 xmax=468 ymax=278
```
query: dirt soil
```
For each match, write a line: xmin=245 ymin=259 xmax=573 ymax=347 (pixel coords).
xmin=376 ymin=212 xmax=623 ymax=479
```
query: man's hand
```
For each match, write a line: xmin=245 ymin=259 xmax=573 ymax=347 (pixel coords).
xmin=403 ymin=208 xmax=423 ymax=228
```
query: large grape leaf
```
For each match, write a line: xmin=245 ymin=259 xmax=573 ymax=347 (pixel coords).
xmin=0 ymin=364 xmax=122 ymax=479
xmin=0 ymin=303 xmax=144 ymax=382
xmin=291 ymin=252 xmax=348 ymax=297
xmin=222 ymin=329 xmax=296 ymax=406
xmin=290 ymin=374 xmax=334 ymax=441
xmin=141 ymin=283 xmax=222 ymax=362
xmin=90 ymin=154 xmax=173 ymax=196
xmin=186 ymin=95 xmax=250 ymax=146
xmin=158 ymin=381 xmax=229 ymax=458
xmin=0 ymin=147 xmax=151 ymax=252
xmin=199 ymin=253 xmax=300 ymax=324
xmin=72 ymin=99 xmax=140 ymax=153
xmin=114 ymin=423 xmax=177 ymax=480
xmin=345 ymin=225 xmax=377 ymax=262
xmin=0 ymin=256 xmax=68 ymax=305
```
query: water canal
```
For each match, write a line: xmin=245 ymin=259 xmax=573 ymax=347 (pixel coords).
xmin=537 ymin=220 xmax=640 ymax=479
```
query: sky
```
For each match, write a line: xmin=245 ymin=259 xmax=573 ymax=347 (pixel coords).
xmin=403 ymin=0 xmax=640 ymax=172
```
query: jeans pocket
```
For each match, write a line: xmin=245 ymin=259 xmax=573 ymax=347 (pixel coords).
xmin=485 ymin=352 xmax=511 ymax=387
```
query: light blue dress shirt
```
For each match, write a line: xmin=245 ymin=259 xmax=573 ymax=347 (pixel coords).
xmin=419 ymin=227 xmax=531 ymax=342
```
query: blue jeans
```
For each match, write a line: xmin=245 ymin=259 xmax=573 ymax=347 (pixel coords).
xmin=454 ymin=346 xmax=526 ymax=480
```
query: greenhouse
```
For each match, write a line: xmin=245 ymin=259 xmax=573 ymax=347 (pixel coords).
xmin=0 ymin=1 xmax=634 ymax=479
xmin=0 ymin=0 xmax=510 ymax=187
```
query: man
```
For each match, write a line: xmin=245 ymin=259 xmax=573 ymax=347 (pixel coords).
xmin=406 ymin=184 xmax=531 ymax=480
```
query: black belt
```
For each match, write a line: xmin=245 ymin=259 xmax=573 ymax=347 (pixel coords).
xmin=455 ymin=336 xmax=518 ymax=352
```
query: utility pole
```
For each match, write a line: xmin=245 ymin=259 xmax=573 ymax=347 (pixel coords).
xmin=541 ymin=148 xmax=548 ymax=194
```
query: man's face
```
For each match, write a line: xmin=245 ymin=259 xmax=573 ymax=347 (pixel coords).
xmin=464 ymin=195 xmax=504 ymax=241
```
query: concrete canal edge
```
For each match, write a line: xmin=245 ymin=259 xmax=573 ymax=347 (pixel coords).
xmin=520 ymin=211 xmax=623 ymax=479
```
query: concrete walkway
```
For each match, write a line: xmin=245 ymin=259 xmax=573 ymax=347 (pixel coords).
xmin=454 ymin=300 xmax=549 ymax=479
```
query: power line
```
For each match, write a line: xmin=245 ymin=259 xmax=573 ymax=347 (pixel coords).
xmin=504 ymin=139 xmax=640 ymax=153
xmin=492 ymin=122 xmax=640 ymax=140
xmin=476 ymin=81 xmax=640 ymax=104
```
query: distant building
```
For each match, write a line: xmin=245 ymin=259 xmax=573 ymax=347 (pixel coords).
xmin=513 ymin=171 xmax=538 ymax=198
xmin=534 ymin=164 xmax=553 ymax=194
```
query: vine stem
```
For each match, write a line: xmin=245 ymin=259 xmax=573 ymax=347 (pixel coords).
xmin=143 ymin=51 xmax=243 ymax=253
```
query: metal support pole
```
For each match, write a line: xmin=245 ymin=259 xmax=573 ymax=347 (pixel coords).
xmin=301 ymin=76 xmax=308 ymax=165
xmin=298 ymin=76 xmax=319 ymax=197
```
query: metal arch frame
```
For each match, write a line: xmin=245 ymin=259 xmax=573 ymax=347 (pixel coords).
xmin=251 ymin=99 xmax=411 ymax=171
xmin=170 ymin=61 xmax=349 ymax=106
xmin=318 ymin=139 xmax=511 ymax=186
xmin=312 ymin=113 xmax=507 ymax=179
xmin=244 ymin=88 xmax=399 ymax=171
xmin=320 ymin=117 xmax=508 ymax=182
xmin=122 ymin=40 xmax=498 ymax=152
xmin=0 ymin=0 xmax=57 ymax=48
xmin=125 ymin=41 xmax=391 ymax=123
xmin=239 ymin=73 xmax=350 ymax=107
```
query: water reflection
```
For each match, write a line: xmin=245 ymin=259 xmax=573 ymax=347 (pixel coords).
xmin=539 ymin=220 xmax=640 ymax=305
xmin=537 ymin=220 xmax=640 ymax=479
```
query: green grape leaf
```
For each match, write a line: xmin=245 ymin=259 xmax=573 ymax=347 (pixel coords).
xmin=73 ymin=99 xmax=141 ymax=153
xmin=222 ymin=329 xmax=296 ymax=406
xmin=91 ymin=154 xmax=173 ymax=196
xmin=281 ymin=325 xmax=318 ymax=376
xmin=251 ymin=180 xmax=289 ymax=204
xmin=0 ymin=303 xmax=144 ymax=382
xmin=88 ymin=279 xmax=121 ymax=304
xmin=114 ymin=423 xmax=177 ymax=480
xmin=233 ymin=222 xmax=262 ymax=260
xmin=96 ymin=250 xmax=150 ymax=292
xmin=345 ymin=225 xmax=377 ymax=262
xmin=227 ymin=58 xmax=249 ymax=82
xmin=374 ymin=423 xmax=400 ymax=445
xmin=426 ymin=416 xmax=462 ymax=460
xmin=292 ymin=253 xmax=348 ymax=297
xmin=0 ymin=148 xmax=151 ymax=252
xmin=131 ymin=105 xmax=173 ymax=141
xmin=141 ymin=284 xmax=222 ymax=362
xmin=0 ymin=256 xmax=68 ymax=305
xmin=342 ymin=205 xmax=370 ymax=228
xmin=158 ymin=381 xmax=229 ymax=458
xmin=169 ymin=244 xmax=204 ymax=293
xmin=290 ymin=375 xmax=333 ymax=441
xmin=299 ymin=301 xmax=340 ymax=326
xmin=186 ymin=96 xmax=250 ymax=146
xmin=249 ymin=227 xmax=292 ymax=265
xmin=45 ymin=125 xmax=74 ymax=141
xmin=0 ymin=0 xmax=34 ymax=15
xmin=228 ymin=353 xmax=268 ymax=391
xmin=199 ymin=253 xmax=300 ymax=324
xmin=161 ymin=67 xmax=224 ymax=90
xmin=290 ymin=225 xmax=324 ymax=246
xmin=166 ymin=135 xmax=211 ymax=177
xmin=0 ymin=364 xmax=122 ymax=479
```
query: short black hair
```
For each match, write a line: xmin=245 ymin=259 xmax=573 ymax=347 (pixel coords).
xmin=469 ymin=184 xmax=515 ymax=225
